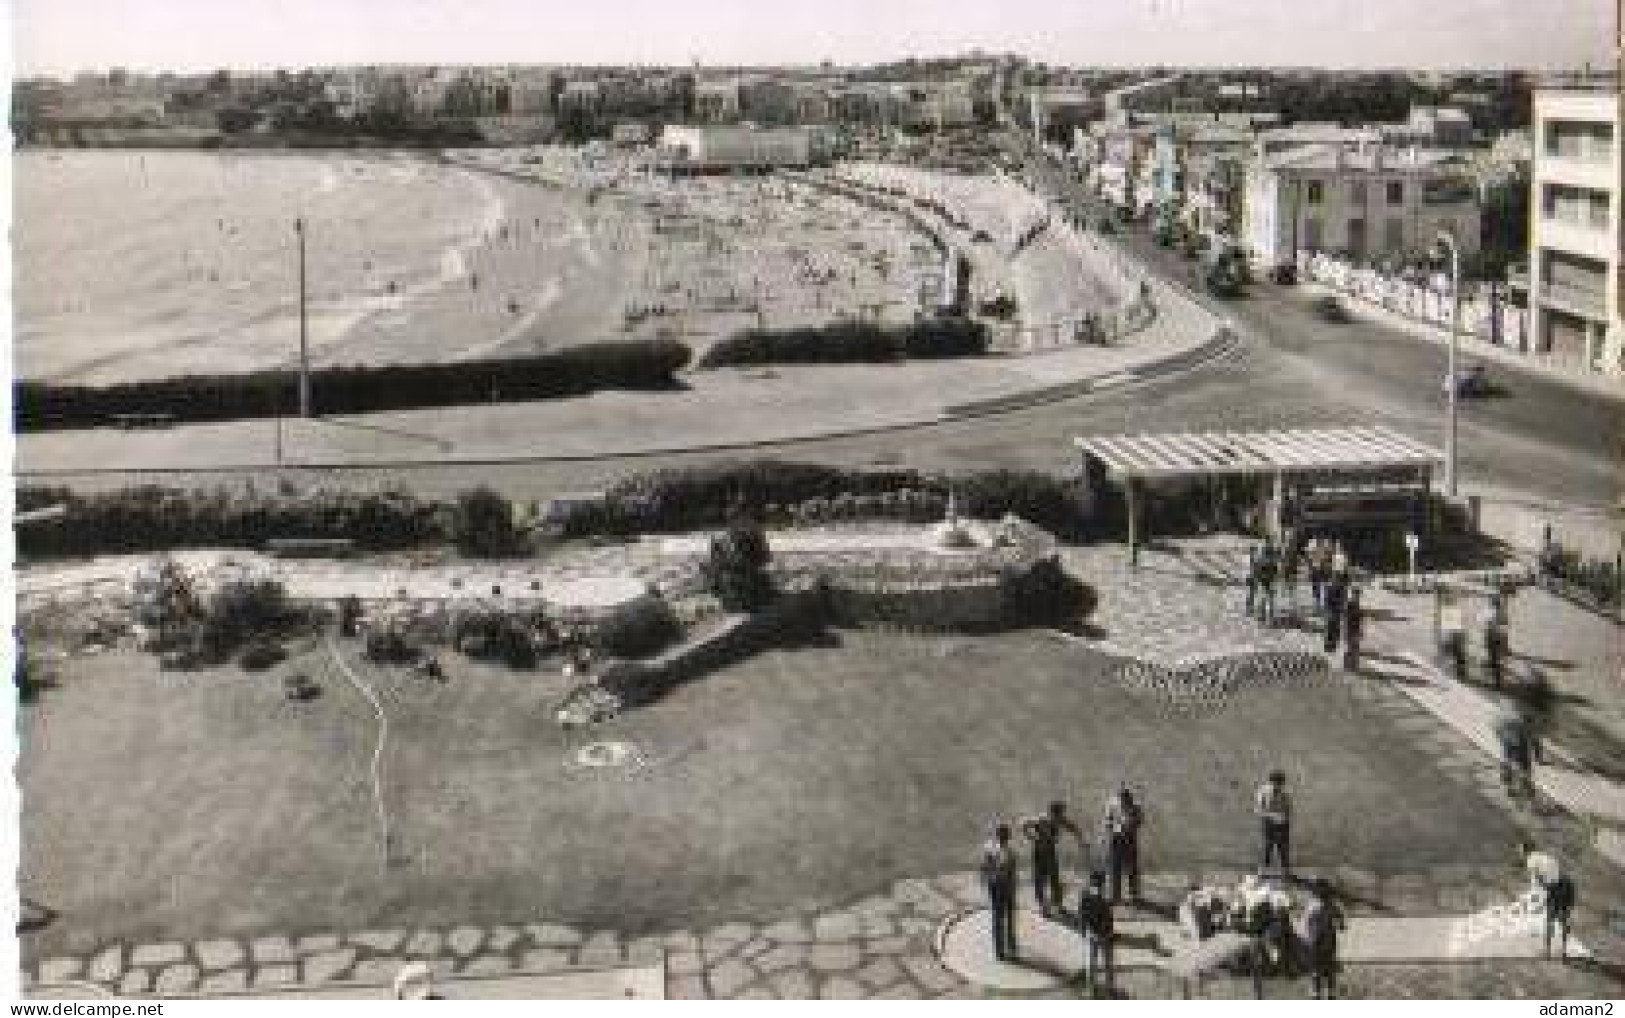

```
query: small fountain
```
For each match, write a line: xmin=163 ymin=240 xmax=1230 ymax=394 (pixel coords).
xmin=932 ymin=489 xmax=980 ymax=550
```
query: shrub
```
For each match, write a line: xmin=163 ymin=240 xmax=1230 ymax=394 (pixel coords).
xmin=16 ymin=339 xmax=692 ymax=432
xmin=453 ymin=609 xmax=540 ymax=668
xmin=199 ymin=577 xmax=288 ymax=657
xmin=590 ymin=602 xmax=682 ymax=658
xmin=1003 ymin=557 xmax=1098 ymax=629
xmin=705 ymin=509 xmax=775 ymax=611
xmin=17 ymin=485 xmax=444 ymax=560
xmin=953 ymin=469 xmax=1084 ymax=537
xmin=239 ymin=640 xmax=287 ymax=671
xmin=453 ymin=486 xmax=518 ymax=558
xmin=697 ymin=317 xmax=988 ymax=369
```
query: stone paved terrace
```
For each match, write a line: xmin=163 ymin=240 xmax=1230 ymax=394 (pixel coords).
xmin=21 ymin=864 xmax=1624 ymax=1000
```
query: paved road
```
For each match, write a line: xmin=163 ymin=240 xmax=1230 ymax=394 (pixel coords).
xmin=1024 ymin=151 xmax=1622 ymax=513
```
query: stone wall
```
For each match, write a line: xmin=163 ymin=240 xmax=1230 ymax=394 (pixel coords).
xmin=1303 ymin=253 xmax=1529 ymax=350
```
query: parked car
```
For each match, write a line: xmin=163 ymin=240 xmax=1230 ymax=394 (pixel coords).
xmin=1312 ymin=294 xmax=1350 ymax=323
xmin=1442 ymin=363 xmax=1490 ymax=397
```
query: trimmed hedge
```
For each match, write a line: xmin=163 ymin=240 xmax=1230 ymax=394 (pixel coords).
xmin=16 ymin=339 xmax=691 ymax=431
xmin=17 ymin=485 xmax=446 ymax=559
xmin=697 ymin=317 xmax=988 ymax=369
xmin=555 ymin=460 xmax=1088 ymax=538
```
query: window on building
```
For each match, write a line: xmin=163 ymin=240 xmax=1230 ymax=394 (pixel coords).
xmin=1305 ymin=179 xmax=1324 ymax=204
xmin=1350 ymin=180 xmax=1369 ymax=204
xmin=1545 ymin=119 xmax=1615 ymax=163
xmin=1541 ymin=249 xmax=1608 ymax=316
xmin=1544 ymin=184 xmax=1613 ymax=231
xmin=1386 ymin=180 xmax=1404 ymax=205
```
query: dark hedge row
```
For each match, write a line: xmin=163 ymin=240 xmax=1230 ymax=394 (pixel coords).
xmin=17 ymin=339 xmax=692 ymax=431
xmin=554 ymin=460 xmax=1087 ymax=538
xmin=17 ymin=485 xmax=446 ymax=559
xmin=696 ymin=317 xmax=988 ymax=369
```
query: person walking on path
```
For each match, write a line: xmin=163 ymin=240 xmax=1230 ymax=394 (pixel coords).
xmin=1300 ymin=878 xmax=1346 ymax=999
xmin=1322 ymin=571 xmax=1349 ymax=654
xmin=1255 ymin=539 xmax=1280 ymax=626
xmin=1495 ymin=708 xmax=1542 ymax=798
xmin=1075 ymin=871 xmax=1116 ymax=997
xmin=1542 ymin=868 xmax=1576 ymax=960
xmin=1020 ymin=801 xmax=1082 ymax=918
xmin=1341 ymin=587 xmax=1364 ymax=672
xmin=1279 ymin=535 xmax=1302 ymax=618
xmin=981 ymin=824 xmax=1020 ymax=961
xmin=1484 ymin=614 xmax=1508 ymax=689
xmin=1103 ymin=786 xmax=1145 ymax=903
xmin=1254 ymin=770 xmax=1293 ymax=877
xmin=1245 ymin=543 xmax=1262 ymax=618
xmin=1306 ymin=537 xmax=1331 ymax=613
xmin=1330 ymin=540 xmax=1350 ymax=578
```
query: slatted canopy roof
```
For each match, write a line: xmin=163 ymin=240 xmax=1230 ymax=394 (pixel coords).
xmin=1075 ymin=426 xmax=1442 ymax=480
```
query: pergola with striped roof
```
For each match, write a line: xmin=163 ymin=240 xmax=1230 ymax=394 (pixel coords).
xmin=1074 ymin=426 xmax=1442 ymax=480
xmin=1075 ymin=426 xmax=1443 ymax=563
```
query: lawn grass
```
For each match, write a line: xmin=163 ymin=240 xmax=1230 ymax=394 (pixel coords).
xmin=19 ymin=627 xmax=1519 ymax=953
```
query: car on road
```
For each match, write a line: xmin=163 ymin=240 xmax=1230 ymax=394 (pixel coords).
xmin=1442 ymin=363 xmax=1490 ymax=397
xmin=1312 ymin=294 xmax=1351 ymax=323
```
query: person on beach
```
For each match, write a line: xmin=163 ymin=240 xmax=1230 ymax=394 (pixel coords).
xmin=1021 ymin=801 xmax=1082 ymax=918
xmin=981 ymin=824 xmax=1019 ymax=961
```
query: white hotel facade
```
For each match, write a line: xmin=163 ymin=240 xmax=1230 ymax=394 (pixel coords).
xmin=1527 ymin=90 xmax=1622 ymax=375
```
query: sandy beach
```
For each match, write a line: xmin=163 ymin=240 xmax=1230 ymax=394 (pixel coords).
xmin=16 ymin=148 xmax=946 ymax=383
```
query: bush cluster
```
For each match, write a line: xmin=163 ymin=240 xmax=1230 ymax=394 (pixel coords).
xmin=554 ymin=460 xmax=1087 ymax=539
xmin=17 ymin=485 xmax=445 ymax=559
xmin=697 ymin=317 xmax=988 ymax=369
xmin=16 ymin=339 xmax=691 ymax=431
xmin=1540 ymin=543 xmax=1621 ymax=608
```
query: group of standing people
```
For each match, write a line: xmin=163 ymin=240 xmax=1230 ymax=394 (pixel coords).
xmin=1245 ymin=535 xmax=1364 ymax=670
xmin=979 ymin=789 xmax=1145 ymax=995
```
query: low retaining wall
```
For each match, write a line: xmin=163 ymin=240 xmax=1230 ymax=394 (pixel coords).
xmin=1302 ymin=253 xmax=1528 ymax=349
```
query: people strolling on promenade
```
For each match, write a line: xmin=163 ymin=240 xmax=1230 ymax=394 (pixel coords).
xmin=1020 ymin=801 xmax=1082 ymax=918
xmin=1254 ymin=770 xmax=1293 ymax=878
xmin=980 ymin=824 xmax=1019 ymax=961
xmin=1103 ymin=786 xmax=1145 ymax=903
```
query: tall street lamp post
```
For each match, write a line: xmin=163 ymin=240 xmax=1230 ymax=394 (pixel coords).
xmin=1436 ymin=229 xmax=1461 ymax=497
xmin=295 ymin=217 xmax=312 ymax=419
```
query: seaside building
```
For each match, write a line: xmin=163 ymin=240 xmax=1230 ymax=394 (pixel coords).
xmin=1027 ymin=87 xmax=1099 ymax=143
xmin=1383 ymin=106 xmax=1477 ymax=148
xmin=657 ymin=124 xmax=814 ymax=172
xmin=1242 ymin=143 xmax=1481 ymax=274
xmin=1102 ymin=74 xmax=1183 ymax=123
xmin=1525 ymin=89 xmax=1622 ymax=374
xmin=693 ymin=79 xmax=744 ymax=123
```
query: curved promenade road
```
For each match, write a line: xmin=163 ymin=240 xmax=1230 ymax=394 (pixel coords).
xmin=1024 ymin=151 xmax=1621 ymax=518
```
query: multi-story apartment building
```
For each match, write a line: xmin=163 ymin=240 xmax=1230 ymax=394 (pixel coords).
xmin=1527 ymin=90 xmax=1621 ymax=374
xmin=1243 ymin=143 xmax=1481 ymax=273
